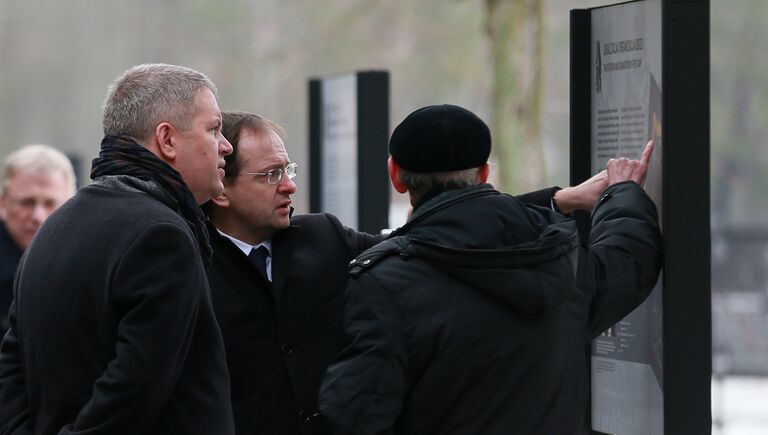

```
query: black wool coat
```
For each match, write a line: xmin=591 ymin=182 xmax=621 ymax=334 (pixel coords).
xmin=0 ymin=177 xmax=234 ymax=435
xmin=208 ymin=213 xmax=381 ymax=435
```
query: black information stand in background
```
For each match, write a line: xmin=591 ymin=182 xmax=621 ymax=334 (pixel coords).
xmin=571 ymin=0 xmax=710 ymax=433
xmin=308 ymin=71 xmax=390 ymax=234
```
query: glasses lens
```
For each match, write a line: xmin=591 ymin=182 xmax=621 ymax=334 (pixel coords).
xmin=263 ymin=164 xmax=297 ymax=184
xmin=286 ymin=163 xmax=298 ymax=179
xmin=267 ymin=169 xmax=282 ymax=185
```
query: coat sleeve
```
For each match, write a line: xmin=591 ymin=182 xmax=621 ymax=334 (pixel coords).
xmin=0 ymin=300 xmax=33 ymax=435
xmin=325 ymin=214 xmax=387 ymax=257
xmin=326 ymin=187 xmax=559 ymax=258
xmin=582 ymin=181 xmax=663 ymax=339
xmin=515 ymin=186 xmax=559 ymax=209
xmin=61 ymin=222 xmax=206 ymax=434
xmin=318 ymin=273 xmax=409 ymax=435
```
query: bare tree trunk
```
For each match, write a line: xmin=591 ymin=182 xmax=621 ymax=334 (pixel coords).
xmin=484 ymin=0 xmax=545 ymax=193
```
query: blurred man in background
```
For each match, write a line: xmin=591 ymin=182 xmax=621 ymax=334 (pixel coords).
xmin=0 ymin=144 xmax=76 ymax=336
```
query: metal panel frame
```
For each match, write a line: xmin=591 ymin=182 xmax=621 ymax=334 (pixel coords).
xmin=308 ymin=71 xmax=390 ymax=233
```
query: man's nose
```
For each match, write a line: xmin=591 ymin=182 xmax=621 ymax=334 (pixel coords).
xmin=30 ymin=203 xmax=50 ymax=224
xmin=220 ymin=135 xmax=233 ymax=156
xmin=277 ymin=175 xmax=297 ymax=195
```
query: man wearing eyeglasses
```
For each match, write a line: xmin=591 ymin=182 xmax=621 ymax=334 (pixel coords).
xmin=205 ymin=111 xmax=369 ymax=435
xmin=205 ymin=110 xmax=613 ymax=435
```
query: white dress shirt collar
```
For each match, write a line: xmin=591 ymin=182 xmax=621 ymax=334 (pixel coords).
xmin=217 ymin=229 xmax=273 ymax=281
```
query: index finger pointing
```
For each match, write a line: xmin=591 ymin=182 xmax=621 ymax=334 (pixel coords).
xmin=641 ymin=140 xmax=654 ymax=165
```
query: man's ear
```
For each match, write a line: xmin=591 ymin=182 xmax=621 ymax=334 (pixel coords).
xmin=478 ymin=163 xmax=490 ymax=183
xmin=152 ymin=122 xmax=178 ymax=162
xmin=210 ymin=190 xmax=230 ymax=208
xmin=388 ymin=157 xmax=408 ymax=194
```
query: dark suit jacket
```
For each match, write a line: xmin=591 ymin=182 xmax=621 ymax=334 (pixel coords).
xmin=0 ymin=178 xmax=234 ymax=435
xmin=0 ymin=222 xmax=22 ymax=337
xmin=208 ymin=213 xmax=382 ymax=435
xmin=208 ymin=187 xmax=557 ymax=435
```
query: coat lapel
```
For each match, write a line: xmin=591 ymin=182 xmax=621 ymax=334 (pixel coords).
xmin=270 ymin=224 xmax=301 ymax=309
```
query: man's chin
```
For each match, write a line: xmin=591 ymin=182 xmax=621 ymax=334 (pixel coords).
xmin=275 ymin=216 xmax=291 ymax=229
xmin=15 ymin=233 xmax=34 ymax=250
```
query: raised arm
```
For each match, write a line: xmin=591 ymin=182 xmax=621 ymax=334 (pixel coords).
xmin=552 ymin=140 xmax=654 ymax=214
xmin=581 ymin=140 xmax=662 ymax=338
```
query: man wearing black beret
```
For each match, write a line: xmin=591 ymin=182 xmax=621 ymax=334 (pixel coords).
xmin=319 ymin=104 xmax=662 ymax=434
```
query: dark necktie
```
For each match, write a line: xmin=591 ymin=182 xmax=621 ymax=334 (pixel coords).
xmin=248 ymin=246 xmax=270 ymax=282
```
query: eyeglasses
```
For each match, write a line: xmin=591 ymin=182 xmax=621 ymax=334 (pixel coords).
xmin=241 ymin=162 xmax=298 ymax=185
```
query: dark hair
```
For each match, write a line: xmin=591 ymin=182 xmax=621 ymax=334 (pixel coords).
xmin=221 ymin=111 xmax=285 ymax=180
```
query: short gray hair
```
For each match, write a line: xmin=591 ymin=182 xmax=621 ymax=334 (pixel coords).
xmin=102 ymin=63 xmax=218 ymax=141
xmin=2 ymin=144 xmax=77 ymax=196
xmin=398 ymin=166 xmax=483 ymax=204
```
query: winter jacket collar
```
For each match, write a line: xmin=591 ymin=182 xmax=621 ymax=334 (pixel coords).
xmin=356 ymin=184 xmax=579 ymax=314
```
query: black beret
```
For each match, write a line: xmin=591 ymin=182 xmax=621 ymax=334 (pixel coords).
xmin=388 ymin=104 xmax=491 ymax=173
